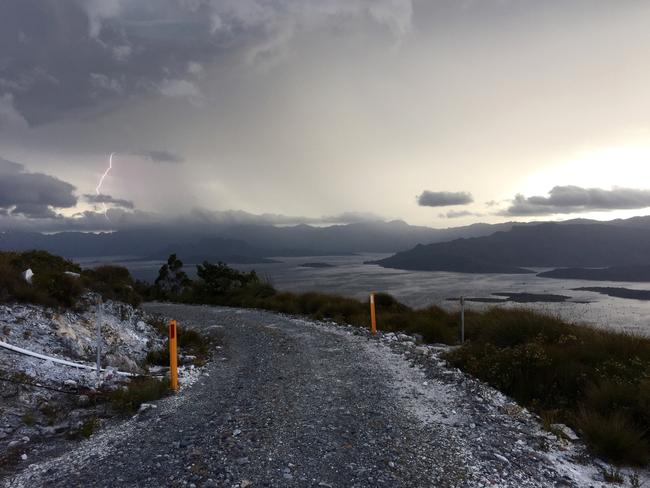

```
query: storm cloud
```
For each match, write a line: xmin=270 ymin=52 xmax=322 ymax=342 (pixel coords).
xmin=83 ymin=194 xmax=135 ymax=209
xmin=417 ymin=191 xmax=473 ymax=208
xmin=0 ymin=0 xmax=413 ymax=125
xmin=439 ymin=210 xmax=483 ymax=219
xmin=504 ymin=186 xmax=650 ymax=216
xmin=0 ymin=158 xmax=77 ymax=218
xmin=136 ymin=150 xmax=185 ymax=164
xmin=3 ymin=2 xmax=650 ymax=228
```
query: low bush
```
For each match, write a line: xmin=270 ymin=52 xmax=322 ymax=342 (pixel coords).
xmin=445 ymin=309 xmax=650 ymax=465
xmin=0 ymin=251 xmax=143 ymax=309
xmin=578 ymin=410 xmax=649 ymax=465
xmin=146 ymin=324 xmax=211 ymax=366
xmin=0 ymin=251 xmax=83 ymax=308
xmin=82 ymin=265 xmax=141 ymax=306
xmin=109 ymin=376 xmax=170 ymax=414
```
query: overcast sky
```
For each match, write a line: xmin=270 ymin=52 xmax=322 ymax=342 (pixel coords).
xmin=1 ymin=0 xmax=650 ymax=231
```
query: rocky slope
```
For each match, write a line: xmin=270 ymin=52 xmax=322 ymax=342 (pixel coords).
xmin=0 ymin=295 xmax=166 ymax=473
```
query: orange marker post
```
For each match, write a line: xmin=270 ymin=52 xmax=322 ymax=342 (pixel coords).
xmin=369 ymin=293 xmax=377 ymax=335
xmin=169 ymin=320 xmax=179 ymax=391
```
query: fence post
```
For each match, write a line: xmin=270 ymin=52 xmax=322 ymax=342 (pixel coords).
xmin=460 ymin=296 xmax=465 ymax=344
xmin=96 ymin=298 xmax=102 ymax=382
xmin=169 ymin=320 xmax=179 ymax=391
xmin=369 ymin=293 xmax=377 ymax=335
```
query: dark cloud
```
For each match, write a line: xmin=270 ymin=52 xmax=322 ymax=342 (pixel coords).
xmin=136 ymin=150 xmax=184 ymax=164
xmin=0 ymin=0 xmax=412 ymax=125
xmin=321 ymin=212 xmax=384 ymax=224
xmin=417 ymin=191 xmax=473 ymax=207
xmin=83 ymin=194 xmax=135 ymax=209
xmin=11 ymin=204 xmax=57 ymax=219
xmin=0 ymin=158 xmax=77 ymax=217
xmin=0 ymin=206 xmax=391 ymax=233
xmin=503 ymin=186 xmax=650 ymax=216
xmin=439 ymin=210 xmax=483 ymax=219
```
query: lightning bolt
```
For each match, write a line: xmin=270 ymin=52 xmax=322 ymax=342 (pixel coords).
xmin=95 ymin=152 xmax=115 ymax=220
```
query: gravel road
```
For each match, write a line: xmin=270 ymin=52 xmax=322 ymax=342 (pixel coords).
xmin=3 ymin=304 xmax=619 ymax=487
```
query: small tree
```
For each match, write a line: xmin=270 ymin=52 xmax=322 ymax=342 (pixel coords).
xmin=195 ymin=261 xmax=259 ymax=297
xmin=155 ymin=254 xmax=190 ymax=297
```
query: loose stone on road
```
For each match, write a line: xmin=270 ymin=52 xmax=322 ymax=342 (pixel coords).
xmin=4 ymin=304 xmax=600 ymax=487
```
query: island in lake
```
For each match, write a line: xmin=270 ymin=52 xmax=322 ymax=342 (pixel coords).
xmin=446 ymin=292 xmax=572 ymax=304
xmin=539 ymin=265 xmax=650 ymax=282
xmin=573 ymin=287 xmax=650 ymax=301
xmin=300 ymin=262 xmax=335 ymax=268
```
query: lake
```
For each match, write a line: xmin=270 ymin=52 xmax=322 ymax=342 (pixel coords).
xmin=77 ymin=253 xmax=650 ymax=336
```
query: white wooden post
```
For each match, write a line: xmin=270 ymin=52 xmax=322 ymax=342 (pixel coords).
xmin=460 ymin=296 xmax=465 ymax=344
xmin=96 ymin=298 xmax=102 ymax=381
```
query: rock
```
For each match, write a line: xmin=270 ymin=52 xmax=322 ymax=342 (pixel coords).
xmin=414 ymin=346 xmax=429 ymax=356
xmin=138 ymin=403 xmax=157 ymax=414
xmin=0 ymin=381 xmax=19 ymax=398
xmin=551 ymin=423 xmax=580 ymax=441
xmin=21 ymin=453 xmax=27 ymax=461
xmin=136 ymin=321 xmax=148 ymax=332
xmin=64 ymin=380 xmax=77 ymax=388
xmin=494 ymin=453 xmax=510 ymax=464
xmin=40 ymin=426 xmax=57 ymax=436
xmin=21 ymin=269 xmax=33 ymax=284
xmin=241 ymin=481 xmax=253 ymax=488
xmin=76 ymin=395 xmax=91 ymax=407
xmin=232 ymin=429 xmax=242 ymax=437
xmin=53 ymin=423 xmax=70 ymax=434
xmin=236 ymin=457 xmax=249 ymax=465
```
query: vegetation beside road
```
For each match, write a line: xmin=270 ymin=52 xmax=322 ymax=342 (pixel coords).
xmin=3 ymin=250 xmax=650 ymax=465
xmin=0 ymin=250 xmax=142 ymax=308
xmin=141 ymin=254 xmax=650 ymax=466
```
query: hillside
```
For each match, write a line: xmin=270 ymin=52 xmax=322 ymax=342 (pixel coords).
xmin=371 ymin=222 xmax=650 ymax=273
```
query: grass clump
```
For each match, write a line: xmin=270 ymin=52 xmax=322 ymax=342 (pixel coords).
xmin=0 ymin=251 xmax=143 ymax=309
xmin=21 ymin=412 xmax=35 ymax=426
xmin=146 ymin=325 xmax=211 ymax=366
xmin=445 ymin=309 xmax=650 ymax=465
xmin=109 ymin=376 xmax=170 ymax=414
xmin=578 ymin=410 xmax=649 ymax=466
xmin=81 ymin=265 xmax=142 ymax=306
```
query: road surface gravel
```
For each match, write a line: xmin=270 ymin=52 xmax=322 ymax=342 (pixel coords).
xmin=3 ymin=304 xmax=618 ymax=487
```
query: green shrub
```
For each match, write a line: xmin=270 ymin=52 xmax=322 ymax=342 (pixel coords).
xmin=109 ymin=376 xmax=170 ymax=414
xmin=0 ymin=251 xmax=84 ymax=308
xmin=82 ymin=265 xmax=141 ymax=306
xmin=578 ymin=410 xmax=649 ymax=465
xmin=145 ymin=325 xmax=210 ymax=366
xmin=32 ymin=271 xmax=84 ymax=308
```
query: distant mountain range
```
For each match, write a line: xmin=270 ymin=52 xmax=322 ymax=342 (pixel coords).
xmin=4 ymin=216 xmax=650 ymax=279
xmin=371 ymin=217 xmax=650 ymax=275
xmin=0 ymin=220 xmax=515 ymax=263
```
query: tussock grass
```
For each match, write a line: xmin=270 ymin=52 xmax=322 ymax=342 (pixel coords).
xmin=146 ymin=325 xmax=211 ymax=366
xmin=109 ymin=376 xmax=170 ymax=414
xmin=0 ymin=251 xmax=143 ymax=308
xmin=445 ymin=309 xmax=650 ymax=465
